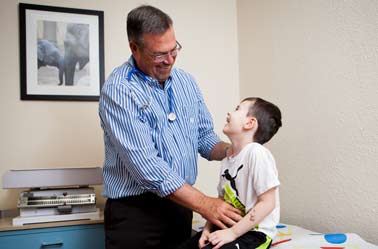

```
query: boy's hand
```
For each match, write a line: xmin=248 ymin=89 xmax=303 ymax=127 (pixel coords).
xmin=198 ymin=230 xmax=210 ymax=248
xmin=207 ymin=228 xmax=238 ymax=249
xmin=225 ymin=145 xmax=233 ymax=157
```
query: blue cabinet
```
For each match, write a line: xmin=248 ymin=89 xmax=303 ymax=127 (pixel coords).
xmin=0 ymin=224 xmax=104 ymax=249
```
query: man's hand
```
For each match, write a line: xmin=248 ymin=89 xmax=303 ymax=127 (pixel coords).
xmin=225 ymin=146 xmax=233 ymax=157
xmin=199 ymin=197 xmax=242 ymax=229
xmin=167 ymin=184 xmax=242 ymax=229
xmin=210 ymin=142 xmax=232 ymax=161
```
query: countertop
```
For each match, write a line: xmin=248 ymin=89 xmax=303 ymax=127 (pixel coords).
xmin=0 ymin=211 xmax=103 ymax=232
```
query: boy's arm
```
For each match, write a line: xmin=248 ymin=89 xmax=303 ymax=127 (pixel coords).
xmin=206 ymin=187 xmax=277 ymax=249
xmin=230 ymin=187 xmax=277 ymax=237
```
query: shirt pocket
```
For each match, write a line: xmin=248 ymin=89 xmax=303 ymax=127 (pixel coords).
xmin=128 ymin=87 xmax=159 ymax=129
xmin=141 ymin=103 xmax=167 ymax=133
xmin=180 ymin=102 xmax=199 ymax=142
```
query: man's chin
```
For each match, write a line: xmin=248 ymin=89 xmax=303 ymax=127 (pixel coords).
xmin=156 ymin=73 xmax=171 ymax=82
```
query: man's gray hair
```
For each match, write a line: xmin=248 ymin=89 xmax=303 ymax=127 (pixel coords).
xmin=127 ymin=5 xmax=173 ymax=45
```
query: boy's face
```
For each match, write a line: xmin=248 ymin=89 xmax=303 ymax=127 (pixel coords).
xmin=223 ymin=100 xmax=254 ymax=136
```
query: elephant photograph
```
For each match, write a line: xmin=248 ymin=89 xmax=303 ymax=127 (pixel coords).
xmin=37 ymin=39 xmax=65 ymax=85
xmin=19 ymin=3 xmax=104 ymax=101
xmin=37 ymin=20 xmax=90 ymax=86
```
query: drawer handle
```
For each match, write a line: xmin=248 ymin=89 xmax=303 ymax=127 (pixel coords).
xmin=41 ymin=241 xmax=64 ymax=248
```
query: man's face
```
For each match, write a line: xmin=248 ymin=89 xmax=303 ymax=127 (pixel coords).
xmin=131 ymin=26 xmax=177 ymax=84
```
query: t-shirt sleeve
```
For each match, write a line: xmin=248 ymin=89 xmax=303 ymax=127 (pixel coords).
xmin=249 ymin=146 xmax=280 ymax=196
xmin=217 ymin=159 xmax=227 ymax=198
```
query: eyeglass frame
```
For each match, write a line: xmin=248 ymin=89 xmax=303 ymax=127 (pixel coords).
xmin=139 ymin=41 xmax=182 ymax=63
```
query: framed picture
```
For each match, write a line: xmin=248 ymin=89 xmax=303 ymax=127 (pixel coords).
xmin=19 ymin=3 xmax=104 ymax=101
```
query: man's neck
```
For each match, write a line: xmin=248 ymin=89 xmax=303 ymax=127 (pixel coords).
xmin=159 ymin=81 xmax=165 ymax=88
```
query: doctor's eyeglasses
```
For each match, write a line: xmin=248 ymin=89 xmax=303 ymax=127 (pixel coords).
xmin=142 ymin=41 xmax=182 ymax=63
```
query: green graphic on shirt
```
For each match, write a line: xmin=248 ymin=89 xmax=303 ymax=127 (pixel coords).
xmin=223 ymin=184 xmax=260 ymax=231
xmin=223 ymin=184 xmax=245 ymax=214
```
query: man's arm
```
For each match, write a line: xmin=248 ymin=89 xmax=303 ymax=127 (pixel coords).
xmin=167 ymin=183 xmax=242 ymax=229
xmin=210 ymin=142 xmax=231 ymax=161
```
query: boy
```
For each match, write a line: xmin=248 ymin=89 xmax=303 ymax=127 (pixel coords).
xmin=177 ymin=97 xmax=282 ymax=249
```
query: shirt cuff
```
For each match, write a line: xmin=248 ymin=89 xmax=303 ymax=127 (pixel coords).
xmin=155 ymin=171 xmax=186 ymax=198
xmin=199 ymin=131 xmax=221 ymax=160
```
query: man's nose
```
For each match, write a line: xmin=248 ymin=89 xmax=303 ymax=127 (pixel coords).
xmin=162 ymin=54 xmax=175 ymax=65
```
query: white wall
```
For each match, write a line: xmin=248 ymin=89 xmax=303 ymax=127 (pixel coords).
xmin=0 ymin=0 xmax=239 ymax=208
xmin=237 ymin=0 xmax=378 ymax=244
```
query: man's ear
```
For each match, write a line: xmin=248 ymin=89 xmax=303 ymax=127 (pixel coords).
xmin=129 ymin=41 xmax=138 ymax=54
xmin=245 ymin=117 xmax=258 ymax=131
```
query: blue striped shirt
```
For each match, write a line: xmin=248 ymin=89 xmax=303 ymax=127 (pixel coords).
xmin=99 ymin=56 xmax=220 ymax=198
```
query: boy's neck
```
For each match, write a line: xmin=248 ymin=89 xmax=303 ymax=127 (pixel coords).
xmin=228 ymin=134 xmax=255 ymax=157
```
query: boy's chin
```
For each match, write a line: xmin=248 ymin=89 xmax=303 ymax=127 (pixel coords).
xmin=222 ymin=128 xmax=230 ymax=136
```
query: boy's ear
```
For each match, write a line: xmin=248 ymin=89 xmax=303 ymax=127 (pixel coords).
xmin=244 ymin=117 xmax=257 ymax=130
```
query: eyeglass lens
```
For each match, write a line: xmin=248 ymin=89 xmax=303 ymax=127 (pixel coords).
xmin=153 ymin=41 xmax=182 ymax=62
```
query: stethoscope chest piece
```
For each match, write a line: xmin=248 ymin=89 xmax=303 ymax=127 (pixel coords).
xmin=168 ymin=112 xmax=177 ymax=122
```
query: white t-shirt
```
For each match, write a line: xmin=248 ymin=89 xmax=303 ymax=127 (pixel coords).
xmin=217 ymin=142 xmax=280 ymax=239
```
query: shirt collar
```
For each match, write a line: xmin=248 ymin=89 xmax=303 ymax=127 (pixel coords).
xmin=126 ymin=56 xmax=148 ymax=82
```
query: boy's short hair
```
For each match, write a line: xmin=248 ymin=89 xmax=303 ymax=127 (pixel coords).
xmin=243 ymin=97 xmax=282 ymax=144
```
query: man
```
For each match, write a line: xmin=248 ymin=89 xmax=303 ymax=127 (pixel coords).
xmin=99 ymin=5 xmax=241 ymax=249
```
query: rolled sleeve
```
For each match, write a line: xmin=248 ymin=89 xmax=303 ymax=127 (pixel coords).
xmin=197 ymin=100 xmax=221 ymax=160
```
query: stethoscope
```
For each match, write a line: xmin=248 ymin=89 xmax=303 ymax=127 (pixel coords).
xmin=167 ymin=87 xmax=176 ymax=122
xmin=127 ymin=66 xmax=176 ymax=122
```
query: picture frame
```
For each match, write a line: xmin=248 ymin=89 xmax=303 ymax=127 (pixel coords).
xmin=19 ymin=3 xmax=104 ymax=101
